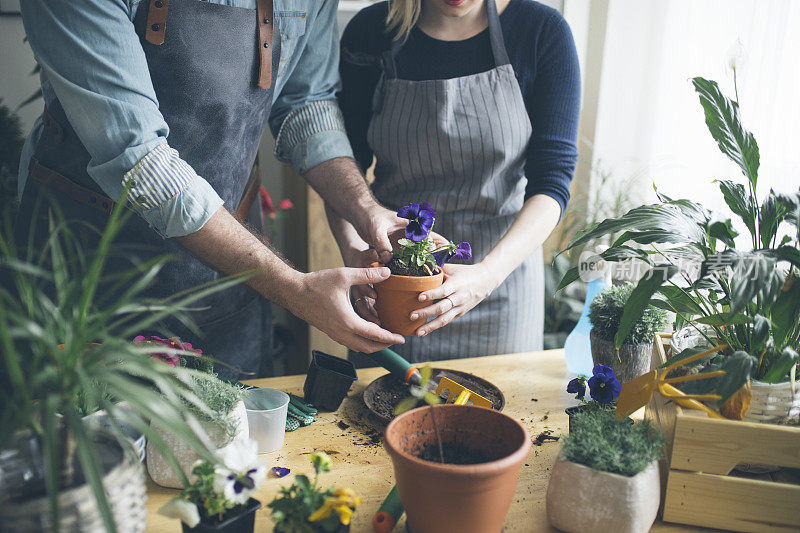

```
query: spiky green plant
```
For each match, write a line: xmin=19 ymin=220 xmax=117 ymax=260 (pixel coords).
xmin=588 ymin=283 xmax=668 ymax=345
xmin=561 ymin=408 xmax=664 ymax=477
xmin=557 ymin=76 xmax=800 ymax=408
xmin=0 ymin=184 xmax=251 ymax=531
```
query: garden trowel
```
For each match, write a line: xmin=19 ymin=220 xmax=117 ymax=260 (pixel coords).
xmin=615 ymin=344 xmax=728 ymax=420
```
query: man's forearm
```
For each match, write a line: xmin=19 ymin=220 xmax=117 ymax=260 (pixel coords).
xmin=304 ymin=156 xmax=374 ymax=226
xmin=174 ymin=207 xmax=301 ymax=310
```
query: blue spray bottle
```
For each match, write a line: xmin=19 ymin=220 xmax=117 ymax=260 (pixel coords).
xmin=563 ymin=254 xmax=610 ymax=376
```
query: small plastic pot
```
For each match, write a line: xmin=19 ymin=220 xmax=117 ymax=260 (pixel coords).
xmin=183 ymin=498 xmax=260 ymax=533
xmin=243 ymin=388 xmax=289 ymax=453
xmin=564 ymin=405 xmax=586 ymax=433
xmin=303 ymin=350 xmax=358 ymax=411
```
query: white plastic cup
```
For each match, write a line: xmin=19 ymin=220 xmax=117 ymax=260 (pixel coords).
xmin=243 ymin=388 xmax=289 ymax=454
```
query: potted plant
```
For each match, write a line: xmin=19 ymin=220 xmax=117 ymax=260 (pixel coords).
xmin=0 ymin=183 xmax=247 ymax=531
xmin=546 ymin=408 xmax=664 ymax=533
xmin=158 ymin=439 xmax=266 ymax=532
xmin=557 ymin=75 xmax=800 ymax=422
xmin=373 ymin=203 xmax=471 ymax=335
xmin=146 ymin=357 xmax=249 ymax=489
xmin=381 ymin=368 xmax=530 ymax=532
xmin=588 ymin=283 xmax=668 ymax=383
xmin=565 ymin=364 xmax=621 ymax=432
xmin=269 ymin=451 xmax=361 ymax=532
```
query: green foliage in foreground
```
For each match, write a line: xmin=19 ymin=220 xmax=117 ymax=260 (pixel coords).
xmin=561 ymin=408 xmax=664 ymax=477
xmin=588 ymin=283 xmax=668 ymax=345
xmin=184 ymin=375 xmax=244 ymax=443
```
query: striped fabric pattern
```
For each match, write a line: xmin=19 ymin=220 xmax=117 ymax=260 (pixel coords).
xmin=273 ymin=99 xmax=347 ymax=163
xmin=122 ymin=143 xmax=198 ymax=210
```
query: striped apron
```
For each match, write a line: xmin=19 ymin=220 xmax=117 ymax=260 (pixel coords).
xmin=367 ymin=0 xmax=544 ymax=362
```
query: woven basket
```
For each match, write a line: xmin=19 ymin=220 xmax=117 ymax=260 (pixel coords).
xmin=743 ymin=379 xmax=800 ymax=423
xmin=0 ymin=436 xmax=147 ymax=532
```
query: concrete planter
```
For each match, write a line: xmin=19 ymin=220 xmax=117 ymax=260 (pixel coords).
xmin=590 ymin=330 xmax=651 ymax=383
xmin=146 ymin=400 xmax=249 ymax=488
xmin=546 ymin=456 xmax=659 ymax=533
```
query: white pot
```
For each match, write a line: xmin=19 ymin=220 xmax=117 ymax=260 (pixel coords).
xmin=743 ymin=379 xmax=800 ymax=423
xmin=146 ymin=400 xmax=249 ymax=488
xmin=546 ymin=456 xmax=660 ymax=533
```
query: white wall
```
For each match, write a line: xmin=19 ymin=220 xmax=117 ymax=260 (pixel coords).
xmin=0 ymin=15 xmax=41 ymax=132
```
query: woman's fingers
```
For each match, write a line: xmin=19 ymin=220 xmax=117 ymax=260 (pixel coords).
xmin=418 ymin=283 xmax=451 ymax=302
xmin=415 ymin=308 xmax=460 ymax=337
xmin=411 ymin=294 xmax=456 ymax=320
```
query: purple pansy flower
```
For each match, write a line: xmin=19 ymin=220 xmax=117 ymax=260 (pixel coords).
xmin=397 ymin=203 xmax=436 ymax=242
xmin=271 ymin=466 xmax=291 ymax=478
xmin=433 ymin=242 xmax=473 ymax=267
xmin=566 ymin=377 xmax=586 ymax=399
xmin=587 ymin=364 xmax=621 ymax=404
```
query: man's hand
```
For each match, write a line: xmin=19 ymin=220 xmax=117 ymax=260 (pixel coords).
xmin=304 ymin=157 xmax=405 ymax=263
xmin=291 ymin=266 xmax=405 ymax=352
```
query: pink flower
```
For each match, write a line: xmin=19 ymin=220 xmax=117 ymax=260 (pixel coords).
xmin=133 ymin=335 xmax=200 ymax=367
xmin=277 ymin=199 xmax=294 ymax=210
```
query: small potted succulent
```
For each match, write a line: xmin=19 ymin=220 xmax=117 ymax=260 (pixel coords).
xmin=588 ymin=283 xmax=668 ymax=383
xmin=373 ymin=202 xmax=471 ymax=335
xmin=269 ymin=452 xmax=361 ymax=532
xmin=158 ymin=439 xmax=266 ymax=532
xmin=146 ymin=338 xmax=249 ymax=488
xmin=565 ymin=364 xmax=621 ymax=432
xmin=546 ymin=408 xmax=665 ymax=533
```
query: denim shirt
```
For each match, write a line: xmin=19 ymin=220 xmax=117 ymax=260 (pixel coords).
xmin=19 ymin=0 xmax=353 ymax=238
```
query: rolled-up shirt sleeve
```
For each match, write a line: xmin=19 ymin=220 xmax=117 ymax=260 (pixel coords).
xmin=270 ymin=0 xmax=354 ymax=175
xmin=20 ymin=0 xmax=223 ymax=238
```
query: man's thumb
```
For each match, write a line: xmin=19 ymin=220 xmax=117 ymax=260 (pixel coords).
xmin=349 ymin=266 xmax=391 ymax=286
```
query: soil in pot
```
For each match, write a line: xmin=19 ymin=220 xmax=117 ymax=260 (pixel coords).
xmin=384 ymin=404 xmax=530 ymax=533
xmin=372 ymin=263 xmax=444 ymax=336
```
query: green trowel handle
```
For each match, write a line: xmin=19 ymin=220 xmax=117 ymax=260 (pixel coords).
xmin=372 ymin=485 xmax=403 ymax=533
xmin=368 ymin=349 xmax=420 ymax=385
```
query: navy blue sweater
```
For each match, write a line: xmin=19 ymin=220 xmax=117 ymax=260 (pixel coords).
xmin=338 ymin=0 xmax=581 ymax=214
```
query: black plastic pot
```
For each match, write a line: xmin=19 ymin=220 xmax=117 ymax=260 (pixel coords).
xmin=303 ymin=350 xmax=358 ymax=411
xmin=183 ymin=498 xmax=260 ymax=533
xmin=273 ymin=524 xmax=349 ymax=533
xmin=564 ymin=405 xmax=586 ymax=433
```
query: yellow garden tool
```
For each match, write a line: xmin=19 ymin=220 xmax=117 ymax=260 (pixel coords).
xmin=435 ymin=376 xmax=493 ymax=408
xmin=616 ymin=344 xmax=729 ymax=420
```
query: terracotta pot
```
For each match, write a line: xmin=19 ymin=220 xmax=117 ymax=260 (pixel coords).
xmin=546 ymin=456 xmax=660 ymax=533
xmin=590 ymin=330 xmax=652 ymax=383
xmin=384 ymin=404 xmax=530 ymax=533
xmin=372 ymin=263 xmax=444 ymax=336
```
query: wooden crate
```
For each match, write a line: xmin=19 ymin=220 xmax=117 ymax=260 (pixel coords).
xmin=645 ymin=333 xmax=800 ymax=532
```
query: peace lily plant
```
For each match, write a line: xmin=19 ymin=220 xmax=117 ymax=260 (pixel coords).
xmin=557 ymin=76 xmax=800 ymax=417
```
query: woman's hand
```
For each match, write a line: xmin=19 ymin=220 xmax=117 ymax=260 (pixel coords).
xmin=411 ymin=262 xmax=501 ymax=337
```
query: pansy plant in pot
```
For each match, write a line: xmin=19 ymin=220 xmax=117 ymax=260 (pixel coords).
xmin=269 ymin=452 xmax=361 ymax=532
xmin=159 ymin=439 xmax=266 ymax=533
xmin=565 ymin=364 xmax=622 ymax=432
xmin=374 ymin=202 xmax=471 ymax=335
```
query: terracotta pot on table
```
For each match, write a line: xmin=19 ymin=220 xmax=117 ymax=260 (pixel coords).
xmin=384 ymin=404 xmax=530 ymax=533
xmin=372 ymin=263 xmax=444 ymax=336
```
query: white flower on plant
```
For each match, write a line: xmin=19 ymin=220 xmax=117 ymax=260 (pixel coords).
xmin=158 ymin=498 xmax=201 ymax=527
xmin=213 ymin=439 xmax=267 ymax=505
xmin=726 ymin=38 xmax=748 ymax=74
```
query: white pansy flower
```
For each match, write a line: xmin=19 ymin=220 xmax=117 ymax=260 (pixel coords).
xmin=213 ymin=439 xmax=267 ymax=505
xmin=158 ymin=498 xmax=201 ymax=527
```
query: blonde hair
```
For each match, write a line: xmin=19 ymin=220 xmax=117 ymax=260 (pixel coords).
xmin=387 ymin=0 xmax=422 ymax=43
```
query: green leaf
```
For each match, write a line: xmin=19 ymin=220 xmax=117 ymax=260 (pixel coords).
xmin=677 ymin=351 xmax=757 ymax=408
xmin=771 ymin=276 xmax=800 ymax=347
xmin=423 ymin=391 xmax=442 ymax=405
xmin=717 ymin=180 xmax=756 ymax=238
xmin=614 ymin=265 xmax=678 ymax=349
xmin=695 ymin=313 xmax=752 ymax=326
xmin=759 ymin=193 xmax=780 ymax=249
xmin=693 ymin=77 xmax=760 ymax=189
xmin=394 ymin=397 xmax=419 ymax=415
xmin=708 ymin=219 xmax=738 ymax=249
xmin=772 ymin=246 xmax=800 ymax=270
xmin=751 ymin=314 xmax=770 ymax=352
xmin=657 ymin=285 xmax=706 ymax=315
xmin=728 ymin=253 xmax=777 ymax=316
xmin=556 ymin=265 xmax=580 ymax=292
xmin=760 ymin=347 xmax=799 ymax=383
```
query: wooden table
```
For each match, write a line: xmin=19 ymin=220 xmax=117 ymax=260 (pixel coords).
xmin=145 ymin=350 xmax=699 ymax=532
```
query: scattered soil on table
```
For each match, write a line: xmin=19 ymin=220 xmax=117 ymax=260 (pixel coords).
xmin=417 ymin=442 xmax=493 ymax=465
xmin=533 ymin=430 xmax=559 ymax=446
xmin=337 ymin=421 xmax=351 ymax=430
xmin=364 ymin=369 xmax=504 ymax=422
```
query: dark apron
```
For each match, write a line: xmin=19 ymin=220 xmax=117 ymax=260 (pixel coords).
xmin=15 ymin=0 xmax=281 ymax=379
xmin=364 ymin=0 xmax=544 ymax=363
